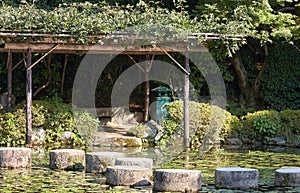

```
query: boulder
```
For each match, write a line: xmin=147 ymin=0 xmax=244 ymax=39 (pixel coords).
xmin=275 ymin=168 xmax=300 ymax=187
xmin=153 ymin=169 xmax=202 ymax=192
xmin=215 ymin=167 xmax=259 ymax=190
xmin=59 ymin=131 xmax=75 ymax=142
xmin=0 ymin=147 xmax=31 ymax=168
xmin=225 ymin=138 xmax=243 ymax=145
xmin=32 ymin=127 xmax=46 ymax=144
xmin=267 ymin=137 xmax=286 ymax=146
xmin=50 ymin=149 xmax=85 ymax=171
xmin=144 ymin=120 xmax=164 ymax=141
xmin=86 ymin=152 xmax=125 ymax=173
xmin=106 ymin=166 xmax=152 ymax=186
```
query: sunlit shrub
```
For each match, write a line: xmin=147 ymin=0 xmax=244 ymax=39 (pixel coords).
xmin=240 ymin=110 xmax=281 ymax=141
xmin=161 ymin=100 xmax=239 ymax=148
xmin=0 ymin=100 xmax=99 ymax=148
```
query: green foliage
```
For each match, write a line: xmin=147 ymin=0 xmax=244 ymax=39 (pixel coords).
xmin=260 ymin=42 xmax=300 ymax=111
xmin=0 ymin=2 xmax=197 ymax=44
xmin=280 ymin=110 xmax=300 ymax=135
xmin=160 ymin=100 xmax=238 ymax=148
xmin=240 ymin=110 xmax=281 ymax=141
xmin=251 ymin=115 xmax=278 ymax=141
xmin=128 ymin=124 xmax=149 ymax=138
xmin=0 ymin=100 xmax=99 ymax=148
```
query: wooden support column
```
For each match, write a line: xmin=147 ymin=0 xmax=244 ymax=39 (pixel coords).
xmin=184 ymin=51 xmax=190 ymax=151
xmin=26 ymin=48 xmax=32 ymax=146
xmin=144 ymin=55 xmax=151 ymax=122
xmin=7 ymin=50 xmax=13 ymax=112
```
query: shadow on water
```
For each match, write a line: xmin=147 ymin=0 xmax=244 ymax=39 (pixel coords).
xmin=0 ymin=145 xmax=299 ymax=192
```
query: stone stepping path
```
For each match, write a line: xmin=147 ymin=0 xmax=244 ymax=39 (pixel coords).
xmin=106 ymin=165 xmax=152 ymax=186
xmin=86 ymin=152 xmax=125 ymax=173
xmin=50 ymin=149 xmax=85 ymax=171
xmin=275 ymin=168 xmax=300 ymax=187
xmin=215 ymin=167 xmax=259 ymax=190
xmin=115 ymin=157 xmax=153 ymax=169
xmin=2 ymin=147 xmax=300 ymax=191
xmin=0 ymin=147 xmax=31 ymax=168
xmin=153 ymin=169 xmax=202 ymax=192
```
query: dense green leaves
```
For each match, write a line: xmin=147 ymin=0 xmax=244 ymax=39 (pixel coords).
xmin=260 ymin=42 xmax=300 ymax=110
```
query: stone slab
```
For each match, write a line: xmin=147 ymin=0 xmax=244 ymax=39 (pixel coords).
xmin=106 ymin=165 xmax=152 ymax=186
xmin=215 ymin=167 xmax=259 ymax=190
xmin=93 ymin=134 xmax=142 ymax=147
xmin=115 ymin=157 xmax=153 ymax=169
xmin=153 ymin=169 xmax=202 ymax=192
xmin=275 ymin=168 xmax=300 ymax=187
xmin=86 ymin=152 xmax=125 ymax=173
xmin=50 ymin=149 xmax=85 ymax=171
xmin=0 ymin=147 xmax=31 ymax=168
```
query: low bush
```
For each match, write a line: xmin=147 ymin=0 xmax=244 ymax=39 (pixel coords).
xmin=279 ymin=110 xmax=300 ymax=144
xmin=161 ymin=100 xmax=239 ymax=148
xmin=280 ymin=110 xmax=300 ymax=135
xmin=0 ymin=100 xmax=99 ymax=148
xmin=240 ymin=110 xmax=281 ymax=141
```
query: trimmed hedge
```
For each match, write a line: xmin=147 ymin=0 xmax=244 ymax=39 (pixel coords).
xmin=161 ymin=100 xmax=239 ymax=148
xmin=161 ymin=101 xmax=300 ymax=146
xmin=0 ymin=100 xmax=99 ymax=148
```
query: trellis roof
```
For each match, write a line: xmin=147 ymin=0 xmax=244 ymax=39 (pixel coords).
xmin=0 ymin=30 xmax=245 ymax=54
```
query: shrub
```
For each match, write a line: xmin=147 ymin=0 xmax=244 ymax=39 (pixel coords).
xmin=280 ymin=110 xmax=300 ymax=135
xmin=0 ymin=100 xmax=99 ymax=148
xmin=161 ymin=100 xmax=239 ymax=148
xmin=240 ymin=110 xmax=281 ymax=141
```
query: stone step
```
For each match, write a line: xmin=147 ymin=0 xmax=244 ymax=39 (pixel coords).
xmin=115 ymin=157 xmax=153 ymax=169
xmin=215 ymin=167 xmax=259 ymax=190
xmin=275 ymin=168 xmax=300 ymax=187
xmin=93 ymin=134 xmax=142 ymax=147
xmin=153 ymin=169 xmax=202 ymax=192
xmin=86 ymin=152 xmax=125 ymax=173
xmin=0 ymin=147 xmax=31 ymax=168
xmin=50 ymin=149 xmax=85 ymax=171
xmin=106 ymin=165 xmax=152 ymax=186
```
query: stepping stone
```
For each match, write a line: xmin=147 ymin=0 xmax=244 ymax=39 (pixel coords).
xmin=153 ymin=169 xmax=202 ymax=192
xmin=0 ymin=147 xmax=31 ymax=168
xmin=93 ymin=134 xmax=142 ymax=147
xmin=215 ymin=167 xmax=259 ymax=190
xmin=115 ymin=157 xmax=153 ymax=169
xmin=106 ymin=165 xmax=152 ymax=186
xmin=275 ymin=168 xmax=300 ymax=187
xmin=86 ymin=152 xmax=125 ymax=173
xmin=50 ymin=149 xmax=85 ymax=171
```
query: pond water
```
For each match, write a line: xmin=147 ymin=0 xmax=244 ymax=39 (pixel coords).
xmin=0 ymin=145 xmax=299 ymax=192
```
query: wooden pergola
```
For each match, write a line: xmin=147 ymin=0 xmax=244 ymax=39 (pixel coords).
xmin=0 ymin=30 xmax=245 ymax=149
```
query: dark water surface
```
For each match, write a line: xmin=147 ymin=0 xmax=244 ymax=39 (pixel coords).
xmin=0 ymin=146 xmax=299 ymax=192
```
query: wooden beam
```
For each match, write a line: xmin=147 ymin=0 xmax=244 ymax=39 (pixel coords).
xmin=3 ymin=43 xmax=207 ymax=54
xmin=26 ymin=48 xmax=32 ymax=146
xmin=27 ymin=44 xmax=59 ymax=71
xmin=161 ymin=47 xmax=190 ymax=75
xmin=183 ymin=50 xmax=190 ymax=151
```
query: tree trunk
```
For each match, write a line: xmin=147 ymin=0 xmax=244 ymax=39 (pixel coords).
xmin=231 ymin=53 xmax=257 ymax=108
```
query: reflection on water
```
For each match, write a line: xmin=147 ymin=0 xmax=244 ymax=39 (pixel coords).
xmin=0 ymin=145 xmax=299 ymax=192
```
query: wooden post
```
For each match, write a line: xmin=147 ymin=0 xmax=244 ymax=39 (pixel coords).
xmin=26 ymin=48 xmax=32 ymax=146
xmin=61 ymin=54 xmax=68 ymax=93
xmin=7 ymin=50 xmax=13 ymax=112
xmin=144 ymin=55 xmax=151 ymax=122
xmin=184 ymin=51 xmax=190 ymax=151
